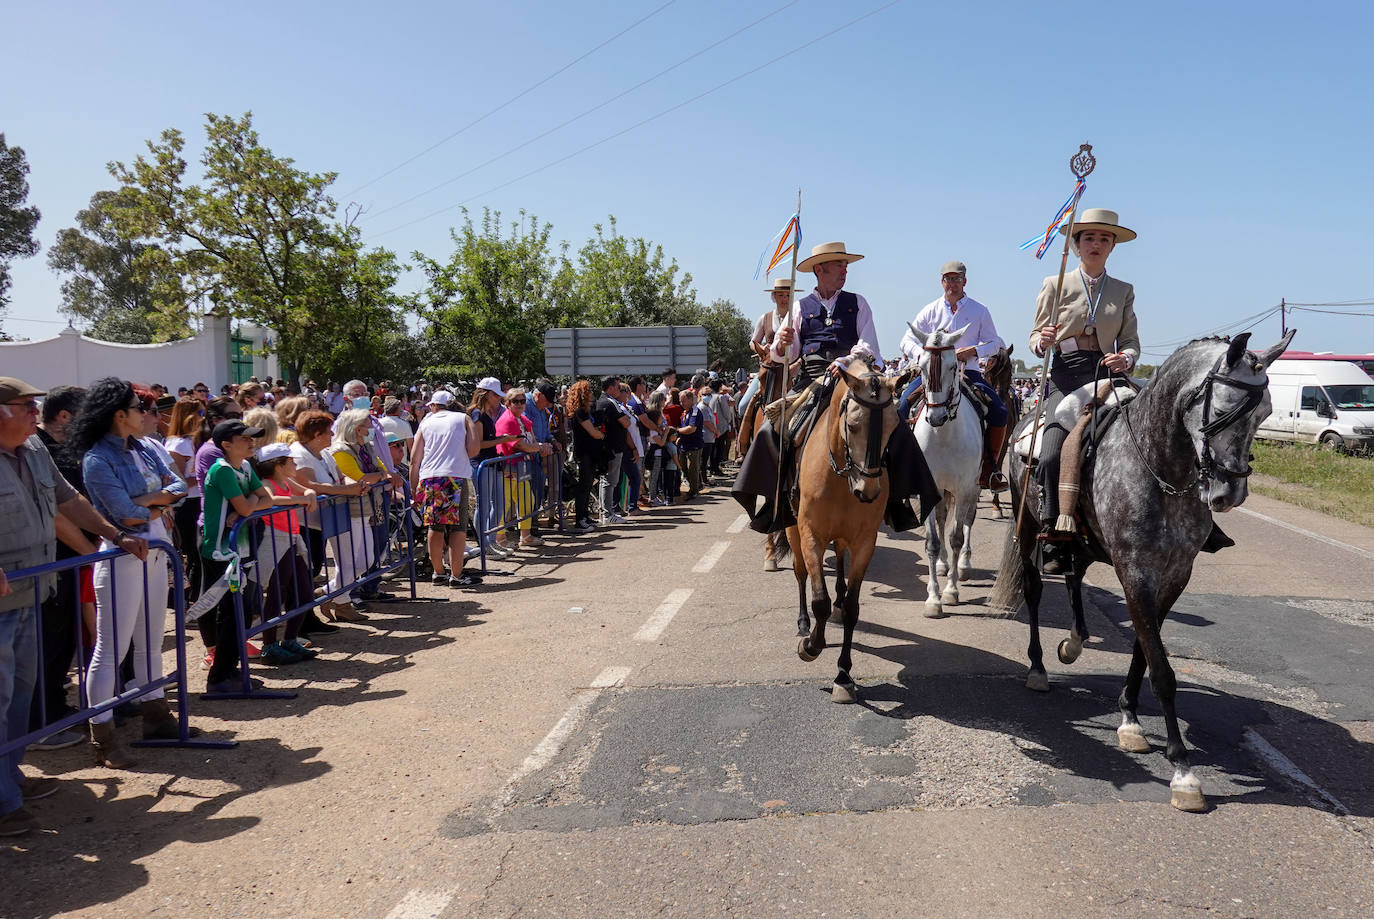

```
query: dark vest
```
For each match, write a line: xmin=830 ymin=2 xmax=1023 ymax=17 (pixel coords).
xmin=798 ymin=291 xmax=859 ymax=359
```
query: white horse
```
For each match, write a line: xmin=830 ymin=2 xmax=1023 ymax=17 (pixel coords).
xmin=908 ymin=324 xmax=983 ymax=618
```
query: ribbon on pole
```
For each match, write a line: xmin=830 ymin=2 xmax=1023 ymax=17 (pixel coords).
xmin=1019 ymin=178 xmax=1086 ymax=259
xmin=754 ymin=213 xmax=802 ymax=280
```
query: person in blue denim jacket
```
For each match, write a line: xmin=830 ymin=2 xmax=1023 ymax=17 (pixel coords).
xmin=69 ymin=379 xmax=190 ymax=768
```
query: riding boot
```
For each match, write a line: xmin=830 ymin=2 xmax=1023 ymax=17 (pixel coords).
xmin=140 ymin=698 xmax=202 ymax=740
xmin=980 ymin=424 xmax=1009 ymax=491
xmin=1201 ymin=521 xmax=1235 ymax=553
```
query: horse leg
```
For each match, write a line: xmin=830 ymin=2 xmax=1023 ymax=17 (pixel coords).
xmin=764 ymin=532 xmax=779 ymax=572
xmin=1116 ymin=640 xmax=1150 ymax=752
xmin=832 ymin=546 xmax=848 ymax=618
xmin=1024 ymin=554 xmax=1049 ymax=692
xmin=1122 ymin=580 xmax=1204 ymax=812
xmin=933 ymin=502 xmax=950 ymax=577
xmin=943 ymin=493 xmax=975 ymax=607
xmin=789 ymin=528 xmax=810 ymax=637
xmin=992 ymin=488 xmax=1005 ymax=520
xmin=832 ymin=542 xmax=874 ymax=704
xmin=797 ymin=532 xmax=831 ymax=661
xmin=924 ymin=505 xmax=947 ymax=618
xmin=1057 ymin=570 xmax=1091 ymax=664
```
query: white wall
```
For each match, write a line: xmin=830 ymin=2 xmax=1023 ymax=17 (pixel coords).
xmin=0 ymin=317 xmax=278 ymax=391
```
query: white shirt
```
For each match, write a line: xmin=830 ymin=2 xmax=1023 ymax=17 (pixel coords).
xmin=899 ymin=295 xmax=1004 ymax=368
xmin=772 ymin=288 xmax=884 ymax=364
xmin=619 ymin=398 xmax=644 ymax=454
xmin=415 ymin=409 xmax=473 ymax=480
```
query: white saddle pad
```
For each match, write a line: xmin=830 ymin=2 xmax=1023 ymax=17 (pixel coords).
xmin=1013 ymin=381 xmax=1137 ymax=460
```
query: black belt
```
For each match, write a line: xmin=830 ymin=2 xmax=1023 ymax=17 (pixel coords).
xmin=804 ymin=347 xmax=844 ymax=362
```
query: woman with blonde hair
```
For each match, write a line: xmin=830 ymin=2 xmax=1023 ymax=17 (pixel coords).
xmin=274 ymin=395 xmax=309 ymax=443
xmin=322 ymin=408 xmax=386 ymax=620
xmin=494 ymin=387 xmax=552 ymax=550
xmin=243 ymin=406 xmax=279 ymax=448
xmin=236 ymin=382 xmax=265 ymax=412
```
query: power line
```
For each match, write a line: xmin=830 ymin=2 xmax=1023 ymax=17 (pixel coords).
xmin=1144 ymin=303 xmax=1282 ymax=352
xmin=1287 ymin=305 xmax=1374 ymax=316
xmin=373 ymin=0 xmax=903 ymax=239
xmin=340 ymin=0 xmax=677 ymax=198
xmin=365 ymin=0 xmax=801 ymax=222
xmin=1284 ymin=298 xmax=1374 ymax=306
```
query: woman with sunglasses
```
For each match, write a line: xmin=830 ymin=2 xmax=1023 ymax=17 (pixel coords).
xmin=494 ymin=387 xmax=550 ymax=550
xmin=70 ymin=378 xmax=190 ymax=767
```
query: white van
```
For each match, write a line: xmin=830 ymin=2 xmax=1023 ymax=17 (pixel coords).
xmin=1258 ymin=359 xmax=1374 ymax=452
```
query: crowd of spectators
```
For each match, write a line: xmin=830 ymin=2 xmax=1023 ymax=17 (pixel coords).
xmin=0 ymin=366 xmax=745 ymax=835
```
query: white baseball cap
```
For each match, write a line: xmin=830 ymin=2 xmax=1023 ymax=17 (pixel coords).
xmin=256 ymin=442 xmax=292 ymax=462
xmin=428 ymin=390 xmax=453 ymax=406
xmin=475 ymin=376 xmax=506 ymax=398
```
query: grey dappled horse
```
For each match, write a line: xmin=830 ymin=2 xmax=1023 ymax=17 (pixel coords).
xmin=908 ymin=325 xmax=982 ymax=618
xmin=992 ymin=330 xmax=1294 ymax=811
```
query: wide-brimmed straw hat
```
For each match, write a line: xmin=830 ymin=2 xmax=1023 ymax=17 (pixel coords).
xmin=1060 ymin=208 xmax=1136 ymax=243
xmin=764 ymin=277 xmax=797 ymax=294
xmin=796 ymin=241 xmax=865 ymax=273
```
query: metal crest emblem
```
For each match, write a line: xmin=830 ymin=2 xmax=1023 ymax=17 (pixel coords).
xmin=1071 ymin=143 xmax=1096 ymax=179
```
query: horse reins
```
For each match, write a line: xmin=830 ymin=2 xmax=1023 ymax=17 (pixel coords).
xmin=828 ymin=372 xmax=889 ymax=480
xmin=922 ymin=343 xmax=963 ymax=419
xmin=1122 ymin=353 xmax=1268 ymax=497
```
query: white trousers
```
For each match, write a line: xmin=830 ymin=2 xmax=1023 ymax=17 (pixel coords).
xmin=327 ymin=515 xmax=374 ymax=594
xmin=87 ymin=521 xmax=170 ymax=723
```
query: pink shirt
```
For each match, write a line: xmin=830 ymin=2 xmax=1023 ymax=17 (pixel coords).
xmin=495 ymin=409 xmax=533 ymax=456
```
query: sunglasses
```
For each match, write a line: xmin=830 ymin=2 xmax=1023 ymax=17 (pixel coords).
xmin=125 ymin=403 xmax=146 ymax=414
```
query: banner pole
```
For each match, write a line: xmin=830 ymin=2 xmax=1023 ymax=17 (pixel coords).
xmin=1014 ymin=144 xmax=1096 ymax=546
xmin=774 ymin=188 xmax=802 ymax=528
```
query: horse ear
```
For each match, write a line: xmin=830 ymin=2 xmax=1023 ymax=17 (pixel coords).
xmin=906 ymin=322 xmax=928 ymax=348
xmin=1225 ymin=332 xmax=1252 ymax=368
xmin=1257 ymin=328 xmax=1297 ymax=369
xmin=950 ymin=323 xmax=971 ymax=343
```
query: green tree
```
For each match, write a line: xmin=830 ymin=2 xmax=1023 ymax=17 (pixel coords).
xmin=46 ymin=191 xmax=188 ymax=343
xmin=572 ymin=216 xmax=696 ymax=327
xmin=0 ymin=134 xmax=42 ymax=324
xmin=413 ymin=208 xmax=573 ymax=382
xmin=676 ymin=297 xmax=752 ymax=374
xmin=104 ymin=112 xmax=340 ymax=370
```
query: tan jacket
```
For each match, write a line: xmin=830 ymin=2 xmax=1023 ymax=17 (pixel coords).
xmin=1029 ymin=271 xmax=1140 ymax=367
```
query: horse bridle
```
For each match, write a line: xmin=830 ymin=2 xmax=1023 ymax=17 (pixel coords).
xmin=921 ymin=343 xmax=963 ymax=419
xmin=1124 ymin=353 xmax=1269 ymax=497
xmin=828 ymin=373 xmax=891 ymax=480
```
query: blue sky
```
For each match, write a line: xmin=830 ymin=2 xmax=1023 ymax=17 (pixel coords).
xmin=6 ymin=0 xmax=1372 ymax=364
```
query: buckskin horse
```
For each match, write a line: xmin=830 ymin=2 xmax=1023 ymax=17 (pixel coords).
xmin=787 ymin=356 xmax=901 ymax=704
xmin=907 ymin=325 xmax=982 ymax=618
xmin=991 ymin=331 xmax=1294 ymax=811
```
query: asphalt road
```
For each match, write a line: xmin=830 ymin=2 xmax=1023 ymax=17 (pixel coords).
xmin=4 ymin=473 xmax=1373 ymax=919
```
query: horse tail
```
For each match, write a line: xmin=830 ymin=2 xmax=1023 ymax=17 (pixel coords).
xmin=987 ymin=523 xmax=1024 ymax=618
xmin=769 ymin=530 xmax=793 ymax=563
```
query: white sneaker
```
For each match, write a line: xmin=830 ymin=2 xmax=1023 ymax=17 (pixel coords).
xmin=606 ymin=513 xmax=629 ymax=524
xmin=463 ymin=545 xmax=481 ymax=560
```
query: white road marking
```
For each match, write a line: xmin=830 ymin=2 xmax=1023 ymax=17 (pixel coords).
xmin=633 ymin=588 xmax=694 ymax=642
xmin=1241 ymin=727 xmax=1349 ymax=815
xmin=726 ymin=513 xmax=750 ymax=534
xmin=385 ymin=888 xmax=455 ymax=919
xmin=492 ymin=665 xmax=631 ymax=815
xmin=1235 ymin=506 xmax=1374 ymax=562
xmin=692 ymin=540 xmax=731 ymax=573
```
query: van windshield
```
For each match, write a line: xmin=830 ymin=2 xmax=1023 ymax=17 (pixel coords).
xmin=1327 ymin=385 xmax=1374 ymax=410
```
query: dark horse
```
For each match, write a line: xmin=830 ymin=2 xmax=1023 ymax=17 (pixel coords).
xmin=991 ymin=331 xmax=1294 ymax=811
xmin=983 ymin=346 xmax=1019 ymax=519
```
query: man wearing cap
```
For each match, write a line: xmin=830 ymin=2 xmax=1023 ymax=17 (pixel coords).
xmin=734 ymin=242 xmax=937 ymax=534
xmin=0 ymin=377 xmax=149 ymax=835
xmin=898 ymin=260 xmax=1011 ymax=491
xmin=380 ymin=397 xmax=412 ymax=462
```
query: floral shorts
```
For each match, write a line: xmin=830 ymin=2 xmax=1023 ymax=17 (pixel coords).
xmin=415 ymin=476 xmax=471 ymax=528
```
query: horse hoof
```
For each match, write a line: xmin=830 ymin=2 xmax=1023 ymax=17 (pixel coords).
xmin=1025 ymin=670 xmax=1050 ymax=693
xmin=831 ymin=680 xmax=858 ymax=704
xmin=935 ymin=561 xmax=949 ymax=577
xmin=764 ymin=558 xmax=779 ymax=572
xmin=1117 ymin=723 xmax=1150 ymax=753
xmin=1170 ymin=776 xmax=1207 ymax=813
xmin=941 ymin=589 xmax=959 ymax=607
xmin=923 ymin=602 xmax=946 ymax=619
xmin=797 ymin=638 xmax=819 ymax=662
xmin=1057 ymin=637 xmax=1083 ymax=665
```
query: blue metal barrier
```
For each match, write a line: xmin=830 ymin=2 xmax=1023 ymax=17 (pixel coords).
xmin=473 ymin=452 xmax=564 ymax=573
xmin=202 ymin=479 xmax=417 ymax=701
xmin=0 ymin=539 xmax=235 ymax=766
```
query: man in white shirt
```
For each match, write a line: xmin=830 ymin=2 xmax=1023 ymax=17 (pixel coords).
xmin=898 ymin=261 xmax=1011 ymax=491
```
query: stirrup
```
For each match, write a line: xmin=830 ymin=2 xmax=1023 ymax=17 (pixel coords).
xmin=986 ymin=471 xmax=1009 ymax=492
